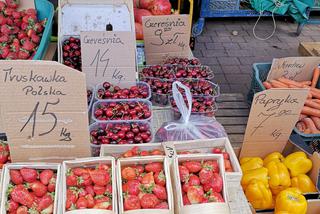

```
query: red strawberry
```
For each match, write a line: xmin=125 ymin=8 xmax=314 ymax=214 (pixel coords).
xmin=94 ymin=195 xmax=110 ymax=204
xmin=47 ymin=176 xmax=56 ymax=192
xmin=105 ymin=184 xmax=112 ymax=195
xmin=89 ymin=169 xmax=110 ymax=186
xmin=207 ymin=191 xmax=224 ymax=202
xmin=178 ymin=165 xmax=189 ymax=182
xmin=76 ymin=196 xmax=88 ymax=209
xmin=145 ymin=162 xmax=163 ymax=173
xmin=5 ymin=51 xmax=17 ymax=59
xmin=6 ymin=200 xmax=19 ymax=212
xmin=40 ymin=204 xmax=53 ymax=213
xmin=141 ymin=172 xmax=155 ymax=188
xmin=212 ymin=148 xmax=222 ymax=154
xmin=1 ymin=24 xmax=12 ymax=34
xmin=34 ymin=22 xmax=43 ymax=33
xmin=29 ymin=181 xmax=47 ymax=197
xmin=155 ymin=201 xmax=169 ymax=209
xmin=5 ymin=0 xmax=19 ymax=9
xmin=203 ymin=160 xmax=219 ymax=173
xmin=127 ymin=180 xmax=140 ymax=196
xmin=31 ymin=34 xmax=40 ymax=44
xmin=4 ymin=7 xmax=14 ymax=16
xmin=72 ymin=167 xmax=87 ymax=176
xmin=10 ymin=170 xmax=24 ymax=185
xmin=140 ymin=150 xmax=149 ymax=156
xmin=26 ymin=8 xmax=37 ymax=16
xmin=93 ymin=185 xmax=106 ymax=195
xmin=85 ymin=194 xmax=95 ymax=208
xmin=133 ymin=165 xmax=144 ymax=174
xmin=20 ymin=168 xmax=38 ymax=183
xmin=97 ymin=164 xmax=110 ymax=171
xmin=85 ymin=185 xmax=95 ymax=196
xmin=152 ymin=184 xmax=167 ymax=200
xmin=38 ymin=194 xmax=53 ymax=211
xmin=183 ymin=161 xmax=202 ymax=173
xmin=0 ymin=35 xmax=9 ymax=43
xmin=16 ymin=206 xmax=28 ymax=214
xmin=0 ymin=46 xmax=10 ymax=59
xmin=17 ymin=32 xmax=27 ymax=40
xmin=183 ymin=193 xmax=191 ymax=205
xmin=66 ymin=188 xmax=78 ymax=209
xmin=10 ymin=184 xmax=34 ymax=208
xmin=203 ymin=173 xmax=223 ymax=193
xmin=187 ymin=186 xmax=204 ymax=204
xmin=78 ymin=188 xmax=87 ymax=197
xmin=199 ymin=168 xmax=214 ymax=185
xmin=21 ymin=22 xmax=28 ymax=31
xmin=0 ymin=15 xmax=7 ymax=25
xmin=22 ymin=40 xmax=35 ymax=51
xmin=154 ymin=170 xmax=166 ymax=187
xmin=93 ymin=201 xmax=111 ymax=209
xmin=17 ymin=49 xmax=30 ymax=59
xmin=182 ymin=174 xmax=201 ymax=192
xmin=66 ymin=171 xmax=77 ymax=186
xmin=12 ymin=11 xmax=21 ymax=19
xmin=140 ymin=193 xmax=160 ymax=209
xmin=0 ymin=1 xmax=6 ymax=11
xmin=39 ymin=169 xmax=53 ymax=185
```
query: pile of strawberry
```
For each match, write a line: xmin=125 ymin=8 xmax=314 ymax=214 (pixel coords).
xmin=7 ymin=168 xmax=56 ymax=213
xmin=0 ymin=0 xmax=46 ymax=60
xmin=121 ymin=146 xmax=164 ymax=158
xmin=65 ymin=164 xmax=113 ymax=211
xmin=121 ymin=162 xmax=169 ymax=210
xmin=0 ymin=141 xmax=10 ymax=169
xmin=178 ymin=160 xmax=224 ymax=205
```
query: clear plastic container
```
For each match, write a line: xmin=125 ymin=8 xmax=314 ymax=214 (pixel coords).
xmin=180 ymin=79 xmax=220 ymax=97
xmin=91 ymin=99 xmax=153 ymax=123
xmin=89 ymin=121 xmax=154 ymax=157
xmin=169 ymin=95 xmax=219 ymax=120
xmin=94 ymin=81 xmax=151 ymax=101
xmin=175 ymin=65 xmax=214 ymax=80
xmin=163 ymin=57 xmax=201 ymax=66
xmin=138 ymin=64 xmax=176 ymax=79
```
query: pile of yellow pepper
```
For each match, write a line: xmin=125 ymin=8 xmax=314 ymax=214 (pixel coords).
xmin=240 ymin=151 xmax=317 ymax=213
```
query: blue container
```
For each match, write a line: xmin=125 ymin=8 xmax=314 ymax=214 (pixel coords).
xmin=33 ymin=0 xmax=54 ymax=60
xmin=248 ymin=62 xmax=320 ymax=142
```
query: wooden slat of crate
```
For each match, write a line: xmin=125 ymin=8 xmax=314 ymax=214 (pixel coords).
xmin=152 ymin=93 xmax=249 ymax=149
xmin=299 ymin=42 xmax=320 ymax=56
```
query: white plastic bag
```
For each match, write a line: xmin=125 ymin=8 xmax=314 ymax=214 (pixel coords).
xmin=155 ymin=81 xmax=227 ymax=142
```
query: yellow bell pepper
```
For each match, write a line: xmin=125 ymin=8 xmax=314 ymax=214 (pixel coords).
xmin=275 ymin=188 xmax=307 ymax=214
xmin=284 ymin=152 xmax=312 ymax=177
xmin=245 ymin=179 xmax=274 ymax=209
xmin=241 ymin=167 xmax=268 ymax=190
xmin=263 ymin=152 xmax=284 ymax=166
xmin=291 ymin=174 xmax=317 ymax=193
xmin=266 ymin=161 xmax=291 ymax=195
xmin=240 ymin=157 xmax=263 ymax=173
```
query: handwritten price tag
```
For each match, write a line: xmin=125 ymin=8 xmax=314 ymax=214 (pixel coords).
xmin=81 ymin=31 xmax=136 ymax=87
xmin=267 ymin=57 xmax=320 ymax=81
xmin=0 ymin=61 xmax=90 ymax=162
xmin=142 ymin=15 xmax=191 ymax=64
xmin=240 ymin=89 xmax=308 ymax=157
xmin=163 ymin=141 xmax=176 ymax=159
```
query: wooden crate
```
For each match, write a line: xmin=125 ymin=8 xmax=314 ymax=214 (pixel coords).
xmin=299 ymin=42 xmax=320 ymax=56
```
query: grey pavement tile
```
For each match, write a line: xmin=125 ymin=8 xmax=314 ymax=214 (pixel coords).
xmin=216 ymin=31 xmax=233 ymax=37
xmin=239 ymin=65 xmax=254 ymax=74
xmin=194 ymin=42 xmax=206 ymax=50
xmin=193 ymin=50 xmax=203 ymax=58
xmin=296 ymin=36 xmax=315 ymax=42
xmin=206 ymin=50 xmax=228 ymax=57
xmin=211 ymin=65 xmax=224 ymax=74
xmin=212 ymin=36 xmax=232 ymax=43
xmin=205 ymin=42 xmax=225 ymax=50
xmin=222 ymin=43 xmax=240 ymax=50
xmin=225 ymin=73 xmax=252 ymax=85
xmin=230 ymin=36 xmax=246 ymax=43
xmin=218 ymin=57 xmax=240 ymax=65
xmin=196 ymin=36 xmax=213 ymax=43
xmin=213 ymin=74 xmax=228 ymax=84
xmin=229 ymin=84 xmax=250 ymax=95
xmin=221 ymin=65 xmax=241 ymax=74
xmin=218 ymin=84 xmax=232 ymax=93
xmin=227 ymin=49 xmax=254 ymax=57
xmin=198 ymin=57 xmax=220 ymax=66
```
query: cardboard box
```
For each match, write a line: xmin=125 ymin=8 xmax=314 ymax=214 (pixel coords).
xmin=0 ymin=163 xmax=61 ymax=214
xmin=100 ymin=143 xmax=164 ymax=158
xmin=61 ymin=157 xmax=117 ymax=214
xmin=117 ymin=156 xmax=174 ymax=214
xmin=172 ymin=154 xmax=230 ymax=214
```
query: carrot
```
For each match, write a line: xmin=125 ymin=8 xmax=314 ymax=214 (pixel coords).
xmin=313 ymin=99 xmax=320 ymax=104
xmin=301 ymin=81 xmax=312 ymax=86
xmin=263 ymin=81 xmax=272 ymax=89
xmin=303 ymin=118 xmax=320 ymax=134
xmin=311 ymin=116 xmax=320 ymax=130
xmin=299 ymin=114 xmax=308 ymax=121
xmin=305 ymin=99 xmax=320 ymax=110
xmin=277 ymin=77 xmax=304 ymax=88
xmin=270 ymin=80 xmax=288 ymax=88
xmin=311 ymin=67 xmax=320 ymax=88
xmin=301 ymin=106 xmax=320 ymax=117
xmin=304 ymin=128 xmax=312 ymax=134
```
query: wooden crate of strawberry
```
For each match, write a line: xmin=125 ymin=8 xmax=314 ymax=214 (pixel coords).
xmin=117 ymin=156 xmax=174 ymax=214
xmin=172 ymin=154 xmax=230 ymax=214
xmin=61 ymin=157 xmax=117 ymax=214
xmin=0 ymin=163 xmax=61 ymax=214
xmin=100 ymin=144 xmax=164 ymax=158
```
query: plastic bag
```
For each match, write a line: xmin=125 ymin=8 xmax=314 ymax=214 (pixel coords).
xmin=155 ymin=81 xmax=227 ymax=142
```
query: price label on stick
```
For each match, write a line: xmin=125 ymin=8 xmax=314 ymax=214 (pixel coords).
xmin=240 ymin=88 xmax=308 ymax=158
xmin=0 ymin=61 xmax=91 ymax=162
xmin=142 ymin=15 xmax=191 ymax=65
xmin=267 ymin=57 xmax=320 ymax=81
xmin=81 ymin=31 xmax=136 ymax=87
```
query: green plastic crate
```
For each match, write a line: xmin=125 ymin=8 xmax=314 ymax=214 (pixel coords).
xmin=33 ymin=0 xmax=54 ymax=59
xmin=247 ymin=62 xmax=320 ymax=142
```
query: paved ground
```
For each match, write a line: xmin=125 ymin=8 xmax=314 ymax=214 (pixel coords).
xmin=193 ymin=17 xmax=320 ymax=96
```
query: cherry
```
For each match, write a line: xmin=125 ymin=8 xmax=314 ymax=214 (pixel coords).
xmin=62 ymin=37 xmax=82 ymax=71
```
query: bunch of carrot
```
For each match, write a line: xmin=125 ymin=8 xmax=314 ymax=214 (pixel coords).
xmin=262 ymin=66 xmax=320 ymax=134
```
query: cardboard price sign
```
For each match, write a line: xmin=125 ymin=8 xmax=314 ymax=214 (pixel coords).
xmin=0 ymin=61 xmax=90 ymax=162
xmin=81 ymin=31 xmax=136 ymax=87
xmin=142 ymin=15 xmax=191 ymax=64
xmin=267 ymin=57 xmax=320 ymax=81
xmin=240 ymin=89 xmax=309 ymax=157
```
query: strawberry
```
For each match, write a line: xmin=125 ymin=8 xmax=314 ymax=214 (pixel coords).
xmin=72 ymin=167 xmax=88 ymax=176
xmin=127 ymin=180 xmax=140 ymax=196
xmin=145 ymin=162 xmax=163 ymax=173
xmin=183 ymin=161 xmax=202 ymax=173
xmin=5 ymin=0 xmax=19 ymax=9
xmin=0 ymin=46 xmax=10 ymax=59
xmin=93 ymin=201 xmax=111 ymax=209
xmin=29 ymin=181 xmax=47 ymax=197
xmin=10 ymin=184 xmax=34 ymax=208
xmin=38 ymin=194 xmax=53 ymax=211
xmin=31 ymin=34 xmax=40 ymax=44
xmin=212 ymin=148 xmax=222 ymax=154
xmin=155 ymin=201 xmax=169 ymax=209
xmin=12 ymin=11 xmax=21 ymax=19
xmin=17 ymin=31 xmax=27 ymax=40
xmin=26 ymin=8 xmax=37 ymax=16
xmin=141 ymin=172 xmax=155 ymax=188
xmin=66 ymin=188 xmax=78 ymax=209
xmin=182 ymin=174 xmax=201 ymax=192
xmin=10 ymin=170 xmax=23 ymax=185
xmin=20 ymin=168 xmax=38 ymax=183
xmin=207 ymin=191 xmax=224 ymax=202
xmin=39 ymin=169 xmax=54 ymax=186
xmin=94 ymin=195 xmax=110 ymax=204
xmin=17 ymin=49 xmax=30 ymax=59
xmin=187 ymin=186 xmax=204 ymax=204
xmin=93 ymin=185 xmax=106 ymax=195
xmin=123 ymin=195 xmax=141 ymax=211
xmin=152 ymin=184 xmax=167 ymax=200
xmin=20 ymin=22 xmax=28 ymax=31
xmin=6 ymin=200 xmax=19 ymax=212
xmin=85 ymin=185 xmax=95 ymax=196
xmin=89 ymin=169 xmax=110 ymax=186
xmin=4 ymin=7 xmax=14 ymax=16
xmin=121 ymin=167 xmax=137 ymax=181
xmin=140 ymin=193 xmax=160 ymax=209
xmin=105 ymin=184 xmax=112 ymax=196
xmin=16 ymin=206 xmax=28 ymax=214
xmin=41 ymin=204 xmax=53 ymax=213
xmin=97 ymin=164 xmax=110 ymax=171
xmin=47 ymin=176 xmax=56 ymax=192
xmin=85 ymin=194 xmax=95 ymax=208
xmin=133 ymin=165 xmax=144 ymax=174
xmin=222 ymin=152 xmax=229 ymax=160
xmin=76 ymin=196 xmax=88 ymax=209
xmin=178 ymin=165 xmax=189 ymax=182
xmin=78 ymin=188 xmax=87 ymax=197
xmin=0 ymin=35 xmax=9 ymax=43
xmin=203 ymin=173 xmax=223 ymax=193
xmin=78 ymin=172 xmax=92 ymax=187
xmin=66 ymin=170 xmax=77 ymax=186
xmin=183 ymin=193 xmax=191 ymax=205
xmin=154 ymin=170 xmax=166 ymax=187
xmin=199 ymin=168 xmax=213 ymax=185
xmin=140 ymin=150 xmax=149 ymax=156
xmin=0 ymin=15 xmax=7 ymax=25
xmin=21 ymin=39 xmax=35 ymax=51
xmin=1 ymin=24 xmax=12 ymax=34
xmin=5 ymin=51 xmax=17 ymax=59
xmin=34 ymin=23 xmax=43 ymax=33
xmin=203 ymin=160 xmax=219 ymax=173
xmin=0 ymin=1 xmax=6 ymax=11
